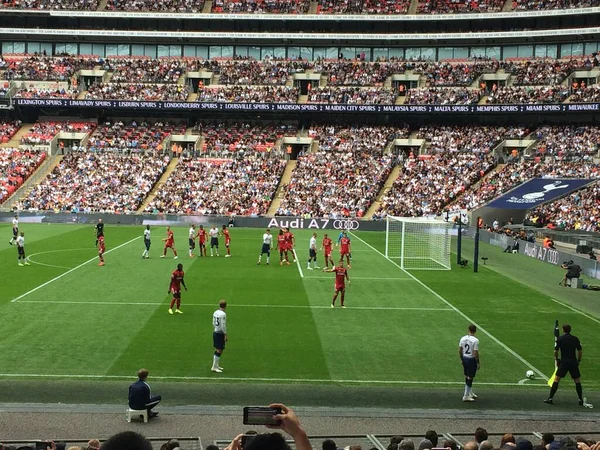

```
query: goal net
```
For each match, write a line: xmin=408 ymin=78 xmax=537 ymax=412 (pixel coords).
xmin=385 ymin=216 xmax=452 ymax=270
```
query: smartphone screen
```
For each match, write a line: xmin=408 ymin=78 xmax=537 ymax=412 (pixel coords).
xmin=243 ymin=406 xmax=283 ymax=426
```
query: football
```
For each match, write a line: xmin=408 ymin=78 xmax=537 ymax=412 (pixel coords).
xmin=526 ymin=370 xmax=535 ymax=379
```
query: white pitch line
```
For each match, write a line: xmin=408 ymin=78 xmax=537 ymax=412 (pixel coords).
xmin=0 ymin=372 xmax=546 ymax=386
xmin=15 ymin=300 xmax=453 ymax=312
xmin=292 ymin=248 xmax=304 ymax=278
xmin=10 ymin=236 xmax=141 ymax=303
xmin=349 ymin=231 xmax=550 ymax=381
xmin=26 ymin=248 xmax=99 ymax=270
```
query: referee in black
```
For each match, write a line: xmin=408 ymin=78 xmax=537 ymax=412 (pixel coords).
xmin=544 ymin=324 xmax=584 ymax=405
xmin=95 ymin=218 xmax=104 ymax=246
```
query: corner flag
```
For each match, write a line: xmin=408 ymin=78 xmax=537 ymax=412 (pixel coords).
xmin=547 ymin=319 xmax=560 ymax=387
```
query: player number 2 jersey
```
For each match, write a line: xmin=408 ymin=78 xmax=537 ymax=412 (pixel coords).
xmin=459 ymin=335 xmax=479 ymax=359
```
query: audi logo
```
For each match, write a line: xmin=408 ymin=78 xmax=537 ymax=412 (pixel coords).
xmin=333 ymin=220 xmax=360 ymax=230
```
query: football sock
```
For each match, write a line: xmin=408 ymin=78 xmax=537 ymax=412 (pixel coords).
xmin=170 ymin=298 xmax=176 ymax=309
xmin=176 ymin=299 xmax=181 ymax=309
xmin=576 ymin=382 xmax=583 ymax=400
xmin=549 ymin=382 xmax=559 ymax=398
xmin=173 ymin=250 xmax=178 ymax=256
xmin=266 ymin=257 xmax=270 ymax=263
xmin=213 ymin=353 xmax=220 ymax=368
xmin=464 ymin=385 xmax=470 ymax=397
xmin=465 ymin=377 xmax=473 ymax=387
xmin=341 ymin=293 xmax=345 ymax=305
xmin=332 ymin=295 xmax=336 ymax=305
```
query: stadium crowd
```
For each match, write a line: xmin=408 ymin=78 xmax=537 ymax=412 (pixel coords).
xmin=212 ymin=0 xmax=310 ymax=13
xmin=197 ymin=86 xmax=299 ymax=103
xmin=2 ymin=55 xmax=97 ymax=81
xmin=307 ymin=86 xmax=398 ymax=104
xmin=19 ymin=152 xmax=169 ymax=212
xmin=103 ymin=58 xmax=187 ymax=84
xmin=13 ymin=86 xmax=78 ymax=99
xmin=0 ymin=148 xmax=46 ymax=203
xmin=486 ymin=86 xmax=570 ymax=104
xmin=417 ymin=60 xmax=500 ymax=86
xmin=20 ymin=121 xmax=95 ymax=146
xmin=416 ymin=125 xmax=529 ymax=153
xmin=513 ymin=0 xmax=600 ymax=10
xmin=105 ymin=0 xmax=205 ymax=11
xmin=145 ymin=156 xmax=286 ymax=215
xmin=0 ymin=0 xmax=99 ymax=9
xmin=316 ymin=0 xmax=411 ymax=13
xmin=313 ymin=60 xmax=404 ymax=86
xmin=84 ymin=83 xmax=190 ymax=102
xmin=217 ymin=59 xmax=307 ymax=85
xmin=404 ymin=87 xmax=481 ymax=104
xmin=503 ymin=59 xmax=588 ymax=86
xmin=532 ymin=125 xmax=600 ymax=159
xmin=417 ymin=0 xmax=505 ymax=13
xmin=0 ymin=120 xmax=21 ymax=143
xmin=570 ymin=85 xmax=600 ymax=103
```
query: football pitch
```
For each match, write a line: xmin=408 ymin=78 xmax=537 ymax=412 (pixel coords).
xmin=0 ymin=223 xmax=599 ymax=408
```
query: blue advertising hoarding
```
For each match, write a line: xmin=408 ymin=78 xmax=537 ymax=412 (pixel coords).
xmin=487 ymin=178 xmax=595 ymax=210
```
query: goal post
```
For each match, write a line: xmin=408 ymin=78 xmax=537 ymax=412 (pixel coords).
xmin=385 ymin=216 xmax=452 ymax=270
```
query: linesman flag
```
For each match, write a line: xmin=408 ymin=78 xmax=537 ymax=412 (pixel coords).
xmin=547 ymin=319 xmax=560 ymax=387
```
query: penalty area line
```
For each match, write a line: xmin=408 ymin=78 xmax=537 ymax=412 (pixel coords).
xmin=349 ymin=231 xmax=550 ymax=381
xmin=0 ymin=372 xmax=543 ymax=386
xmin=10 ymin=236 xmax=141 ymax=303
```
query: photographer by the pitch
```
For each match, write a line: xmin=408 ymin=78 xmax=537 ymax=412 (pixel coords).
xmin=560 ymin=260 xmax=581 ymax=287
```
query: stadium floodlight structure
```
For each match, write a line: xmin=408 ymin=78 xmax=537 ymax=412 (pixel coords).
xmin=385 ymin=216 xmax=452 ymax=270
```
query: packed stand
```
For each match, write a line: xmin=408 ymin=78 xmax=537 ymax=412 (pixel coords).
xmin=145 ymin=156 xmax=286 ymax=215
xmin=85 ymin=82 xmax=190 ymax=102
xmin=106 ymin=0 xmax=204 ymax=11
xmin=3 ymin=55 xmax=98 ymax=81
xmin=0 ymin=148 xmax=46 ymax=204
xmin=13 ymin=85 xmax=78 ymax=99
xmin=531 ymin=126 xmax=600 ymax=159
xmin=197 ymin=85 xmax=299 ymax=103
xmin=313 ymin=60 xmax=406 ymax=86
xmin=377 ymin=125 xmax=528 ymax=217
xmin=525 ymin=181 xmax=600 ymax=232
xmin=87 ymin=120 xmax=187 ymax=154
xmin=217 ymin=59 xmax=308 ymax=86
xmin=20 ymin=121 xmax=95 ymax=146
xmin=212 ymin=0 xmax=311 ymax=13
xmin=194 ymin=121 xmax=297 ymax=155
xmin=416 ymin=59 xmax=500 ymax=86
xmin=103 ymin=58 xmax=187 ymax=84
xmin=20 ymin=152 xmax=169 ymax=212
xmin=417 ymin=0 xmax=504 ymax=13
xmin=405 ymin=87 xmax=482 ymax=104
xmin=0 ymin=0 xmax=99 ymax=9
xmin=0 ymin=120 xmax=21 ymax=144
xmin=487 ymin=86 xmax=570 ymax=104
xmin=308 ymin=86 xmax=397 ymax=104
xmin=570 ymin=84 xmax=600 ymax=103
xmin=454 ymin=160 xmax=600 ymax=211
xmin=316 ymin=0 xmax=411 ymax=14
xmin=502 ymin=59 xmax=589 ymax=86
xmin=277 ymin=125 xmax=409 ymax=218
xmin=513 ymin=0 xmax=600 ymax=10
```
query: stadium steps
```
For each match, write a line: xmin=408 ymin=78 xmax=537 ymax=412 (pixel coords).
xmin=364 ymin=164 xmax=402 ymax=219
xmin=97 ymin=0 xmax=108 ymax=9
xmin=137 ymin=157 xmax=179 ymax=213
xmin=308 ymin=1 xmax=318 ymax=13
xmin=203 ymin=1 xmax=213 ymax=13
xmin=395 ymin=96 xmax=406 ymax=105
xmin=408 ymin=0 xmax=419 ymax=14
xmin=502 ymin=0 xmax=513 ymax=11
xmin=478 ymin=95 xmax=488 ymax=105
xmin=266 ymin=159 xmax=297 ymax=216
xmin=76 ymin=91 xmax=87 ymax=100
xmin=1 ymin=123 xmax=34 ymax=149
xmin=3 ymin=155 xmax=63 ymax=209
xmin=298 ymin=94 xmax=308 ymax=103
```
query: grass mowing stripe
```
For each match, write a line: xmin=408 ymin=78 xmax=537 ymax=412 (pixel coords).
xmin=0 ymin=372 xmax=543 ymax=386
xmin=10 ymin=236 xmax=140 ymax=303
xmin=292 ymin=248 xmax=304 ymax=278
xmin=15 ymin=300 xmax=453 ymax=311
xmin=349 ymin=231 xmax=550 ymax=381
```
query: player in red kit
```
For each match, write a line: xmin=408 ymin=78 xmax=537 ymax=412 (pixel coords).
xmin=324 ymin=260 xmax=350 ymax=308
xmin=168 ymin=263 xmax=187 ymax=315
xmin=161 ymin=226 xmax=178 ymax=259
xmin=321 ymin=233 xmax=334 ymax=269
xmin=284 ymin=228 xmax=296 ymax=262
xmin=196 ymin=225 xmax=207 ymax=257
xmin=98 ymin=235 xmax=105 ymax=266
xmin=222 ymin=225 xmax=231 ymax=257
xmin=276 ymin=229 xmax=289 ymax=265
xmin=339 ymin=231 xmax=352 ymax=268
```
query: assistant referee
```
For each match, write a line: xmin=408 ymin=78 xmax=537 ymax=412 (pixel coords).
xmin=544 ymin=324 xmax=584 ymax=406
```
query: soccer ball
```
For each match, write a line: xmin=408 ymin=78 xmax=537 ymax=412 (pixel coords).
xmin=526 ymin=370 xmax=535 ymax=379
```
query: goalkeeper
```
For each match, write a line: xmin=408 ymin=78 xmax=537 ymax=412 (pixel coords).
xmin=336 ymin=230 xmax=352 ymax=262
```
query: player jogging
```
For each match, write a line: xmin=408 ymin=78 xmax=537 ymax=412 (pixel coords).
xmin=209 ymin=225 xmax=220 ymax=257
xmin=197 ymin=225 xmax=207 ymax=257
xmin=307 ymin=232 xmax=320 ymax=270
xmin=258 ymin=229 xmax=273 ymax=265
xmin=188 ymin=224 xmax=196 ymax=257
xmin=324 ymin=260 xmax=350 ymax=308
xmin=161 ymin=226 xmax=178 ymax=259
xmin=459 ymin=324 xmax=480 ymax=402
xmin=16 ymin=231 xmax=29 ymax=266
xmin=95 ymin=218 xmax=104 ymax=246
xmin=321 ymin=233 xmax=334 ymax=269
xmin=98 ymin=234 xmax=106 ymax=266
xmin=339 ymin=231 xmax=352 ymax=268
xmin=9 ymin=214 xmax=18 ymax=246
xmin=544 ymin=324 xmax=585 ymax=406
xmin=168 ymin=263 xmax=187 ymax=315
xmin=276 ymin=229 xmax=289 ymax=265
xmin=211 ymin=299 xmax=228 ymax=373
xmin=284 ymin=228 xmax=296 ymax=262
xmin=222 ymin=225 xmax=231 ymax=257
xmin=142 ymin=225 xmax=151 ymax=259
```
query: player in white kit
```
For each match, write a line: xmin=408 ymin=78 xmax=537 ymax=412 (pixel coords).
xmin=211 ymin=300 xmax=228 ymax=373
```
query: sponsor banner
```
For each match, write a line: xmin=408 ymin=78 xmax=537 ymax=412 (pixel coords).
xmin=522 ymin=241 xmax=561 ymax=266
xmin=487 ymin=178 xmax=594 ymax=210
xmin=12 ymin=98 xmax=600 ymax=114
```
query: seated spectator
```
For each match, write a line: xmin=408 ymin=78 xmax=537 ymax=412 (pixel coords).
xmin=197 ymin=86 xmax=299 ymax=103
xmin=106 ymin=0 xmax=204 ymax=11
xmin=308 ymin=86 xmax=397 ymax=104
xmin=0 ymin=148 xmax=46 ymax=203
xmin=487 ymin=86 xmax=569 ymax=104
xmin=20 ymin=121 xmax=95 ymax=146
xmin=570 ymin=84 xmax=600 ymax=103
xmin=103 ymin=58 xmax=187 ymax=83
xmin=85 ymin=82 xmax=189 ymax=102
xmin=14 ymin=86 xmax=78 ymax=99
xmin=218 ymin=59 xmax=309 ymax=86
xmin=501 ymin=59 xmax=587 ymax=85
xmin=212 ymin=0 xmax=310 ymax=13
xmin=532 ymin=126 xmax=600 ymax=160
xmin=3 ymin=55 xmax=97 ymax=81
xmin=405 ymin=87 xmax=481 ymax=105
xmin=418 ymin=0 xmax=504 ymax=13
xmin=316 ymin=0 xmax=411 ymax=14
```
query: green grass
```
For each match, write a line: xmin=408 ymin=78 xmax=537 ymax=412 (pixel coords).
xmin=0 ymin=223 xmax=599 ymax=408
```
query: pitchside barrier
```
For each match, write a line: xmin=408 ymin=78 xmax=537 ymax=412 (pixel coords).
xmin=472 ymin=228 xmax=600 ymax=281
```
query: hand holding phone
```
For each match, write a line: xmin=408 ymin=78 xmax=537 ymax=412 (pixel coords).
xmin=243 ymin=406 xmax=283 ymax=426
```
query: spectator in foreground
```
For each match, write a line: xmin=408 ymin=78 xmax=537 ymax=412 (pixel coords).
xmin=128 ymin=368 xmax=161 ymax=419
xmin=101 ymin=431 xmax=152 ymax=450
